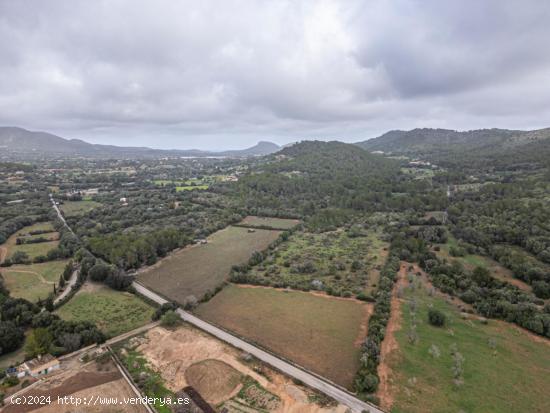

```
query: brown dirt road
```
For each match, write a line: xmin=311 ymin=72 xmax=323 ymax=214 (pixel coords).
xmin=376 ymin=262 xmax=408 ymax=412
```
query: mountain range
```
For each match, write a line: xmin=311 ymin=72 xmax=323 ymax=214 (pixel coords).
xmin=0 ymin=127 xmax=281 ymax=159
xmin=356 ymin=127 xmax=550 ymax=155
xmin=2 ymin=125 xmax=550 ymax=164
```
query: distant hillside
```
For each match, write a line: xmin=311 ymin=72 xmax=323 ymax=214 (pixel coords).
xmin=274 ymin=140 xmax=396 ymax=176
xmin=0 ymin=127 xmax=280 ymax=159
xmin=356 ymin=127 xmax=550 ymax=168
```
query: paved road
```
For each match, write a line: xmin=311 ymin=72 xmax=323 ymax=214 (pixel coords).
xmin=49 ymin=194 xmax=75 ymax=235
xmin=133 ymin=282 xmax=384 ymax=413
xmin=54 ymin=269 xmax=79 ymax=305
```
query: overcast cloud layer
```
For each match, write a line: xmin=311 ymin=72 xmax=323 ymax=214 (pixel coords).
xmin=1 ymin=0 xmax=550 ymax=149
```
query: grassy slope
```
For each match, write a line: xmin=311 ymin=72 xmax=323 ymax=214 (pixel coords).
xmin=1 ymin=260 xmax=68 ymax=302
xmin=389 ymin=280 xmax=550 ymax=413
xmin=56 ymin=285 xmax=155 ymax=338
xmin=195 ymin=284 xmax=369 ymax=388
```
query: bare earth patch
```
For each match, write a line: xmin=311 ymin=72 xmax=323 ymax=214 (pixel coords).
xmin=185 ymin=359 xmax=243 ymax=404
xmin=136 ymin=325 xmax=349 ymax=413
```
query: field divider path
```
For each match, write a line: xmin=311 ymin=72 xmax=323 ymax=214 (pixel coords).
xmin=132 ymin=281 xmax=385 ymax=413
xmin=109 ymin=346 xmax=156 ymax=413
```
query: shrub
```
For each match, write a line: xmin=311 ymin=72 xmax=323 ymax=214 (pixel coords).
xmin=3 ymin=376 xmax=19 ymax=387
xmin=152 ymin=302 xmax=178 ymax=321
xmin=428 ymin=308 xmax=446 ymax=327
xmin=160 ymin=310 xmax=180 ymax=327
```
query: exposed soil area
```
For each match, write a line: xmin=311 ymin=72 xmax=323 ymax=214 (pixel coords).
xmin=136 ymin=325 xmax=350 ymax=413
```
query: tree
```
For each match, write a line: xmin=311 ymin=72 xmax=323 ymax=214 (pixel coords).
xmin=355 ymin=372 xmax=379 ymax=393
xmin=89 ymin=262 xmax=113 ymax=282
xmin=59 ymin=333 xmax=81 ymax=353
xmin=25 ymin=328 xmax=53 ymax=358
xmin=0 ymin=321 xmax=25 ymax=355
xmin=428 ymin=308 xmax=446 ymax=327
xmin=160 ymin=310 xmax=180 ymax=327
xmin=152 ymin=302 xmax=178 ymax=320
xmin=11 ymin=251 xmax=30 ymax=264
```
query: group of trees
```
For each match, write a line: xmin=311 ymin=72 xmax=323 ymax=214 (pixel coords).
xmin=392 ymin=231 xmax=550 ymax=338
xmin=0 ymin=276 xmax=104 ymax=359
xmin=355 ymin=249 xmax=400 ymax=397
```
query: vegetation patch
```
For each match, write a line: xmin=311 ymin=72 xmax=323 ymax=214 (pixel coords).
xmin=56 ymin=285 xmax=155 ymax=337
xmin=114 ymin=347 xmax=174 ymax=413
xmin=1 ymin=222 xmax=59 ymax=261
xmin=436 ymin=236 xmax=533 ymax=293
xmin=388 ymin=276 xmax=550 ymax=413
xmin=138 ymin=226 xmax=281 ymax=303
xmin=237 ymin=216 xmax=301 ymax=230
xmin=232 ymin=228 xmax=388 ymax=298
xmin=195 ymin=284 xmax=370 ymax=389
xmin=59 ymin=200 xmax=102 ymax=217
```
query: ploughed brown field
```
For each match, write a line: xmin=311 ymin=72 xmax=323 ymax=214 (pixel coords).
xmin=195 ymin=284 xmax=372 ymax=389
xmin=137 ymin=226 xmax=281 ymax=303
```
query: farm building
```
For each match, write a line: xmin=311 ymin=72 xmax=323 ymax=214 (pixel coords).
xmin=13 ymin=354 xmax=60 ymax=378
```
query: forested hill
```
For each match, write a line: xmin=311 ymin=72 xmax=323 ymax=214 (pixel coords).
xmin=356 ymin=127 xmax=550 ymax=169
xmin=226 ymin=141 xmax=445 ymax=224
xmin=270 ymin=140 xmax=397 ymax=177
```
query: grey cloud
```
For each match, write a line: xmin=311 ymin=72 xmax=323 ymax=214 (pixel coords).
xmin=0 ymin=0 xmax=549 ymax=149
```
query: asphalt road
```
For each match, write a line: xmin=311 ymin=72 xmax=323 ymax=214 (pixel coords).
xmin=53 ymin=269 xmax=78 ymax=304
xmin=132 ymin=282 xmax=384 ymax=413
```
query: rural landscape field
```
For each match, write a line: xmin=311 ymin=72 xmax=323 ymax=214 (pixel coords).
xmin=1 ymin=2 xmax=550 ymax=413
xmin=137 ymin=225 xmax=283 ymax=303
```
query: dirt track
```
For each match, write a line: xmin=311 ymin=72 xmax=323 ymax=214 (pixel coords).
xmin=376 ymin=262 xmax=408 ymax=411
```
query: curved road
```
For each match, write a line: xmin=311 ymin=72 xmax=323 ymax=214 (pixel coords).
xmin=133 ymin=282 xmax=384 ymax=413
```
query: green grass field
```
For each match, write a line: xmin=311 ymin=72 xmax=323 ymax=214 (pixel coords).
xmin=1 ymin=259 xmax=69 ymax=302
xmin=196 ymin=284 xmax=370 ymax=388
xmin=1 ymin=222 xmax=59 ymax=261
xmin=238 ymin=216 xmax=301 ymax=230
xmin=138 ymin=226 xmax=281 ymax=303
xmin=388 ymin=279 xmax=550 ymax=413
xmin=59 ymin=200 xmax=102 ymax=217
xmin=56 ymin=285 xmax=155 ymax=338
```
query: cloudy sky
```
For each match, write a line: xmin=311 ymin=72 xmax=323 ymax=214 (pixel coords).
xmin=1 ymin=0 xmax=550 ymax=150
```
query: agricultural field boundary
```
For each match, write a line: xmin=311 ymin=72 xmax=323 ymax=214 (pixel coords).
xmin=132 ymin=281 xmax=384 ymax=413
